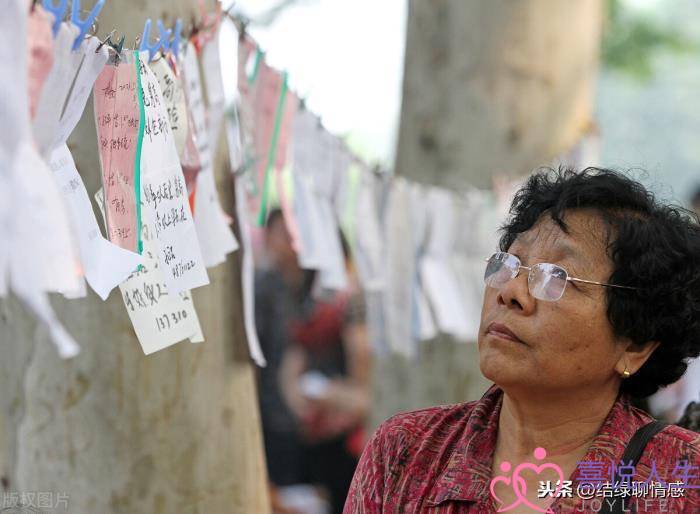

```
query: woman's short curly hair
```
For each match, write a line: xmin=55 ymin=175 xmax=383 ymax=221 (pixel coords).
xmin=499 ymin=167 xmax=700 ymax=398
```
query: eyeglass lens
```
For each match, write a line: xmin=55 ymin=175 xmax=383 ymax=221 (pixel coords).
xmin=484 ymin=253 xmax=569 ymax=302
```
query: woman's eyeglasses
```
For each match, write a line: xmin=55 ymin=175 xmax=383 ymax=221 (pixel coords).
xmin=483 ymin=252 xmax=638 ymax=302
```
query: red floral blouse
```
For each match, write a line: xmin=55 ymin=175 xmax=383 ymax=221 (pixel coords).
xmin=344 ymin=385 xmax=700 ymax=513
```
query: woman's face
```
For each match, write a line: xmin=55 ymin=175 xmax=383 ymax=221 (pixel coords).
xmin=478 ymin=209 xmax=626 ymax=394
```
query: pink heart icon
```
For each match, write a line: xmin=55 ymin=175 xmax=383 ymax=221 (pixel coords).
xmin=489 ymin=475 xmax=524 ymax=513
xmin=511 ymin=461 xmax=565 ymax=513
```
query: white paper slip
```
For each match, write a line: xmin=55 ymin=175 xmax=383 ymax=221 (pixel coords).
xmin=201 ymin=30 xmax=226 ymax=157
xmin=11 ymin=274 xmax=81 ymax=359
xmin=292 ymin=170 xmax=325 ymax=269
xmin=352 ymin=167 xmax=385 ymax=292
xmin=118 ymin=223 xmax=205 ymax=354
xmin=0 ymin=172 xmax=9 ymax=296
xmin=193 ymin=166 xmax=239 ymax=266
xmin=235 ymin=176 xmax=266 ymax=367
xmin=10 ymin=141 xmax=82 ymax=296
xmin=50 ymin=144 xmax=142 ymax=300
xmin=95 ymin=188 xmax=204 ymax=353
xmin=137 ymin=52 xmax=209 ymax=294
xmin=316 ymin=198 xmax=348 ymax=292
xmin=182 ymin=43 xmax=238 ymax=267
xmin=384 ymin=178 xmax=419 ymax=358
xmin=0 ymin=0 xmax=80 ymax=359
xmin=418 ymin=188 xmax=471 ymax=341
xmin=150 ymin=58 xmax=188 ymax=158
xmin=32 ymin=22 xmax=82 ymax=156
xmin=51 ymin=37 xmax=109 ymax=150
xmin=416 ymin=283 xmax=438 ymax=342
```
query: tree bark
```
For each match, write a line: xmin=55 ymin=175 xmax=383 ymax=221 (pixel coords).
xmin=0 ymin=2 xmax=270 ymax=513
xmin=395 ymin=0 xmax=602 ymax=190
xmin=372 ymin=0 xmax=602 ymax=427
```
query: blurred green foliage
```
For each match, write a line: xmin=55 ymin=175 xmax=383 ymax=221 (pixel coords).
xmin=602 ymin=0 xmax=697 ymax=80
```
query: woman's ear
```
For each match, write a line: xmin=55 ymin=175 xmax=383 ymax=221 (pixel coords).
xmin=615 ymin=340 xmax=662 ymax=377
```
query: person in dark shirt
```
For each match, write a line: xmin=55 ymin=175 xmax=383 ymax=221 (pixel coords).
xmin=279 ymin=233 xmax=371 ymax=514
xmin=255 ymin=208 xmax=311 ymax=492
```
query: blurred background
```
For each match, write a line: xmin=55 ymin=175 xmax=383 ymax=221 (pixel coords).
xmin=226 ymin=0 xmax=700 ymax=201
xmin=223 ymin=1 xmax=700 ymax=512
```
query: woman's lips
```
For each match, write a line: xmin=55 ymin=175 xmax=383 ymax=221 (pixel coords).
xmin=486 ymin=322 xmax=525 ymax=344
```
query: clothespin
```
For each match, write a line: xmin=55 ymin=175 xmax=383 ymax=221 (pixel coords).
xmin=156 ymin=20 xmax=172 ymax=55
xmin=97 ymin=30 xmax=125 ymax=65
xmin=140 ymin=18 xmax=169 ymax=61
xmin=95 ymin=28 xmax=115 ymax=51
xmin=71 ymin=0 xmax=106 ymax=50
xmin=42 ymin=0 xmax=68 ymax=37
xmin=170 ymin=19 xmax=182 ymax=59
xmin=110 ymin=34 xmax=125 ymax=58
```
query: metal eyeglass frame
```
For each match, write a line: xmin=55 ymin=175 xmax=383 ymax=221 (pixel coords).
xmin=484 ymin=252 xmax=639 ymax=301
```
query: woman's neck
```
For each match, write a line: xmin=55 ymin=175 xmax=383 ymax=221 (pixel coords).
xmin=495 ymin=385 xmax=619 ymax=460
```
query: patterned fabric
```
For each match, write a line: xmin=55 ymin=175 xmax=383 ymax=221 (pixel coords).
xmin=344 ymin=384 xmax=700 ymax=513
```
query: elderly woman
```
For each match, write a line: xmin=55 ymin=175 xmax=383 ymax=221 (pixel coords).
xmin=344 ymin=168 xmax=700 ymax=513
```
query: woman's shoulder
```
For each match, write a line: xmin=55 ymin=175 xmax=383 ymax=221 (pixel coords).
xmin=373 ymin=399 xmax=481 ymax=447
xmin=655 ymin=423 xmax=700 ymax=458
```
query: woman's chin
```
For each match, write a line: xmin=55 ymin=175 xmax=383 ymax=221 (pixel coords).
xmin=479 ymin=352 xmax=529 ymax=386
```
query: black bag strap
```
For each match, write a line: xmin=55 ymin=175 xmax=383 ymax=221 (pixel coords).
xmin=599 ymin=420 xmax=668 ymax=514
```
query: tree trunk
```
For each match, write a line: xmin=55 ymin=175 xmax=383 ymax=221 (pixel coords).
xmin=396 ymin=0 xmax=602 ymax=190
xmin=0 ymin=2 xmax=271 ymax=513
xmin=372 ymin=0 xmax=602 ymax=426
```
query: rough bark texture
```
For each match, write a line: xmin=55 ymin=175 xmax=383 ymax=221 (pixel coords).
xmin=395 ymin=0 xmax=603 ymax=190
xmin=372 ymin=0 xmax=602 ymax=427
xmin=0 ymin=2 xmax=271 ymax=513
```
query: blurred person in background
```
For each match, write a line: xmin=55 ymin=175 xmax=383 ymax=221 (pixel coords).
xmin=281 ymin=233 xmax=372 ymax=514
xmin=255 ymin=208 xmax=320 ymax=514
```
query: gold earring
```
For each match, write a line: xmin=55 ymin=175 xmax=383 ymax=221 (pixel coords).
xmin=622 ymin=368 xmax=631 ymax=379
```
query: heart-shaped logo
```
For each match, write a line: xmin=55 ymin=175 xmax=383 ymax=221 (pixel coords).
xmin=511 ymin=461 xmax=565 ymax=513
xmin=489 ymin=474 xmax=517 ymax=512
xmin=488 ymin=447 xmax=564 ymax=513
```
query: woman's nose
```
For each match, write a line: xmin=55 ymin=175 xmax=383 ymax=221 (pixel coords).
xmin=496 ymin=272 xmax=536 ymax=314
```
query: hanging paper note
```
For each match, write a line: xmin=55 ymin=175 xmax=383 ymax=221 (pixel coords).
xmin=50 ymin=145 xmax=142 ymax=300
xmin=418 ymin=188 xmax=471 ymax=341
xmin=182 ymin=43 xmax=238 ymax=267
xmin=136 ymin=51 xmax=209 ymax=293
xmin=150 ymin=57 xmax=188 ymax=158
xmin=32 ymin=22 xmax=82 ymax=156
xmin=0 ymin=0 xmax=80 ymax=359
xmin=384 ymin=178 xmax=420 ymax=358
xmin=11 ymin=141 xmax=82 ymax=296
xmin=26 ymin=5 xmax=54 ymax=120
xmin=93 ymin=56 xmax=141 ymax=252
xmin=152 ymin=55 xmax=201 ymax=207
xmin=352 ymin=167 xmax=385 ymax=292
xmin=119 ymin=224 xmax=205 ymax=353
xmin=235 ymin=177 xmax=267 ymax=367
xmin=201 ymin=30 xmax=226 ymax=158
xmin=95 ymin=188 xmax=204 ymax=353
xmin=54 ymin=37 xmax=109 ymax=148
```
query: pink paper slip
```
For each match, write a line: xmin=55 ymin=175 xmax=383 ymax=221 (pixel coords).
xmin=93 ymin=59 xmax=140 ymax=252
